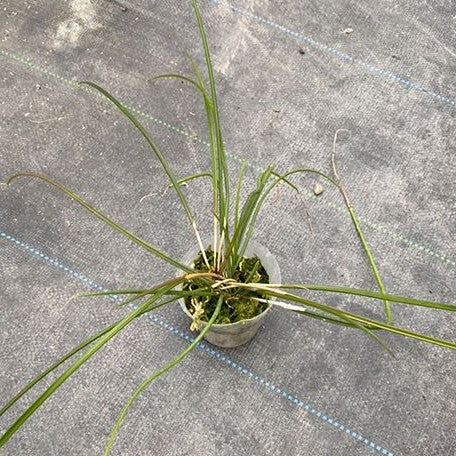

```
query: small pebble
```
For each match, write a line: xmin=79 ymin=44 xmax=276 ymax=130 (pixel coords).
xmin=313 ymin=183 xmax=324 ymax=196
xmin=343 ymin=28 xmax=353 ymax=35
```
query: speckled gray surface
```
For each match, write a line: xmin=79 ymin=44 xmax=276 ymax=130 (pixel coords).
xmin=1 ymin=1 xmax=455 ymax=455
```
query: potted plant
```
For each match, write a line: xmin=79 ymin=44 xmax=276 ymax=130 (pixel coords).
xmin=1 ymin=1 xmax=455 ymax=454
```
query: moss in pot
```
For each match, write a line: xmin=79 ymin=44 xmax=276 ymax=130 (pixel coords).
xmin=180 ymin=239 xmax=281 ymax=348
xmin=1 ymin=1 xmax=456 ymax=455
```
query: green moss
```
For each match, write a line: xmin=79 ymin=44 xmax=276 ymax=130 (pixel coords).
xmin=183 ymin=247 xmax=270 ymax=325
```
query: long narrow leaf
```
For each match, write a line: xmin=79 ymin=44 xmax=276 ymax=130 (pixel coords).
xmin=278 ymin=165 xmax=391 ymax=322
xmin=75 ymin=288 xmax=216 ymax=300
xmin=80 ymin=82 xmax=193 ymax=223
xmin=0 ymin=322 xmax=115 ymax=418
xmin=103 ymin=295 xmax=223 ymax=455
xmin=225 ymin=166 xmax=274 ymax=274
xmin=255 ymin=286 xmax=456 ymax=351
xmin=251 ymin=293 xmax=392 ymax=355
xmin=188 ymin=55 xmax=223 ymax=264
xmin=149 ymin=73 xmax=204 ymax=94
xmin=0 ymin=277 xmax=185 ymax=449
xmin=347 ymin=201 xmax=391 ymax=322
xmin=80 ymin=81 xmax=210 ymax=268
xmin=250 ymin=166 xmax=391 ymax=322
xmin=74 ymin=289 xmax=151 ymax=298
xmin=234 ymin=160 xmax=247 ymax=230
xmin=291 ymin=308 xmax=379 ymax=329
xmin=169 ymin=172 xmax=212 ymax=188
xmin=6 ymin=173 xmax=192 ymax=273
xmin=258 ymin=283 xmax=456 ymax=312
xmin=0 ymin=291 xmax=183 ymax=420
xmin=191 ymin=1 xmax=230 ymax=244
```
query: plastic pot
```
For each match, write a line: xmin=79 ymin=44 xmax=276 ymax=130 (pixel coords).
xmin=178 ymin=239 xmax=281 ymax=348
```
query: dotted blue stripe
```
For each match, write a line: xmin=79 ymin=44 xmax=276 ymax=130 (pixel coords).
xmin=0 ymin=229 xmax=394 ymax=456
xmin=211 ymin=0 xmax=456 ymax=108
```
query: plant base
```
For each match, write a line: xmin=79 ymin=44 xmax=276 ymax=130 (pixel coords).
xmin=178 ymin=239 xmax=281 ymax=348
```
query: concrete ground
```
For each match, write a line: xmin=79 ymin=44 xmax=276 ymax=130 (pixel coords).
xmin=1 ymin=0 xmax=455 ymax=455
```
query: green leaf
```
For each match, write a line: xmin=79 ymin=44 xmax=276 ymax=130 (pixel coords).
xmin=257 ymin=286 xmax=456 ymax=351
xmin=191 ymin=0 xmax=230 ymax=245
xmin=170 ymin=172 xmax=212 ymax=188
xmin=234 ymin=160 xmax=247 ymax=230
xmin=79 ymin=81 xmax=211 ymax=267
xmin=225 ymin=166 xmax=274 ymax=274
xmin=0 ymin=277 xmax=185 ymax=449
xmin=73 ymin=289 xmax=151 ymax=298
xmin=290 ymin=308 xmax=378 ymax=329
xmin=264 ymin=167 xmax=392 ymax=323
xmin=269 ymin=283 xmax=456 ymax=312
xmin=149 ymin=73 xmax=205 ymax=94
xmin=6 ymin=173 xmax=192 ymax=273
xmin=0 ymin=291 xmax=189 ymax=420
xmin=103 ymin=295 xmax=224 ymax=455
xmin=75 ymin=287 xmax=218 ymax=301
xmin=0 ymin=322 xmax=116 ymax=418
xmin=80 ymin=81 xmax=194 ymax=223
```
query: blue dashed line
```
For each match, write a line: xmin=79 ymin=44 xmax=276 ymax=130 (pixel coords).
xmin=1 ymin=229 xmax=395 ymax=456
xmin=211 ymin=0 xmax=456 ymax=108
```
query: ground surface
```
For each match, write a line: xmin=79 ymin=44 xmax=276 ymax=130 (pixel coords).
xmin=1 ymin=1 xmax=455 ymax=455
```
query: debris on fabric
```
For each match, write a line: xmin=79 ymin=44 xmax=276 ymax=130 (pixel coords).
xmin=313 ymin=183 xmax=324 ymax=196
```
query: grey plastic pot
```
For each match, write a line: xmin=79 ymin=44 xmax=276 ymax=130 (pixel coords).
xmin=178 ymin=239 xmax=281 ymax=348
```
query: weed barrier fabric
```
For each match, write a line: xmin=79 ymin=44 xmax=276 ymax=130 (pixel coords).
xmin=0 ymin=1 xmax=455 ymax=455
